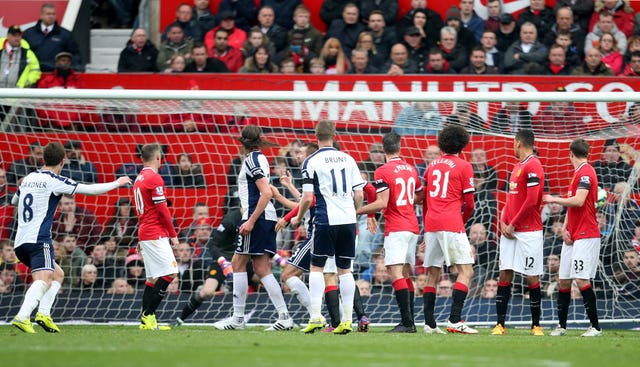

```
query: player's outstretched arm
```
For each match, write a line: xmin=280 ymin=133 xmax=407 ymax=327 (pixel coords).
xmin=270 ymin=184 xmax=298 ymax=210
xmin=542 ymin=189 xmax=589 ymax=208
xmin=357 ymin=189 xmax=389 ymax=215
xmin=75 ymin=176 xmax=132 ymax=196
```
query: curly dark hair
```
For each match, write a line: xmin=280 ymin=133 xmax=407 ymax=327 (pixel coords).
xmin=437 ymin=125 xmax=469 ymax=154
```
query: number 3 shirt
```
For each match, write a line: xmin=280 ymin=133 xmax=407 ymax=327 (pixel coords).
xmin=373 ymin=157 xmax=422 ymax=236
xmin=424 ymin=154 xmax=475 ymax=233
xmin=302 ymin=146 xmax=365 ymax=226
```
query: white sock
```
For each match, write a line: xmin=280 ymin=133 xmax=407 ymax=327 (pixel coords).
xmin=286 ymin=276 xmax=312 ymax=317
xmin=232 ymin=272 xmax=248 ymax=320
xmin=261 ymin=274 xmax=289 ymax=318
xmin=17 ymin=280 xmax=49 ymax=321
xmin=38 ymin=280 xmax=61 ymax=316
xmin=339 ymin=273 xmax=356 ymax=323
xmin=308 ymin=271 xmax=325 ymax=319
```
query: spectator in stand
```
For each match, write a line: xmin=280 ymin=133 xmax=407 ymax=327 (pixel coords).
xmin=206 ymin=11 xmax=247 ymax=52
xmin=516 ymin=0 xmax=555 ymax=39
xmin=436 ymin=278 xmax=453 ymax=298
xmin=586 ymin=11 xmax=627 ymax=56
xmin=598 ymin=32 xmax=624 ymax=74
xmin=261 ymin=0 xmax=301 ymax=31
xmin=347 ymin=48 xmax=378 ymax=74
xmin=415 ymin=145 xmax=441 ymax=185
xmin=393 ymin=101 xmax=442 ymax=136
xmin=53 ymin=195 xmax=103 ymax=255
xmin=355 ymin=31 xmax=385 ymax=71
xmin=184 ymin=42 xmax=229 ymax=72
xmin=23 ymin=4 xmax=82 ymax=72
xmin=624 ymin=35 xmax=640 ymax=65
xmin=0 ymin=240 xmax=17 ymax=266
xmin=359 ymin=0 xmax=396 ymax=27
xmin=555 ymin=0 xmax=594 ymax=34
xmin=218 ymin=0 xmax=258 ymax=32
xmin=161 ymin=3 xmax=201 ymax=42
xmin=383 ymin=43 xmax=418 ymax=75
xmin=496 ymin=13 xmax=519 ymax=53
xmin=116 ymin=144 xmax=174 ymax=187
xmin=103 ymin=197 xmax=138 ymax=249
xmin=469 ymin=223 xmax=498 ymax=291
xmin=60 ymin=140 xmax=97 ymax=184
xmin=541 ymin=193 xmax=566 ymax=234
xmin=555 ymin=30 xmax=582 ymax=69
xmin=0 ymin=25 xmax=41 ymax=89
xmin=443 ymin=7 xmax=477 ymax=54
xmin=572 ymin=47 xmax=615 ymax=76
xmin=470 ymin=148 xmax=498 ymax=192
xmin=0 ymin=262 xmax=24 ymax=294
xmin=534 ymin=87 xmax=585 ymax=136
xmin=107 ymin=277 xmax=135 ymax=294
xmin=481 ymin=278 xmax=498 ymax=299
xmin=621 ymin=51 xmax=640 ymax=76
xmin=438 ymin=26 xmax=469 ymax=73
xmin=77 ymin=264 xmax=98 ymax=291
xmin=410 ymin=8 xmax=436 ymax=50
xmin=542 ymin=7 xmax=586 ymax=58
xmin=484 ymin=0 xmax=502 ymax=33
xmin=242 ymin=27 xmax=275 ymax=59
xmin=124 ymin=253 xmax=146 ymax=289
xmin=589 ymin=0 xmax=634 ymax=38
xmin=117 ymin=28 xmax=158 ymax=73
xmin=402 ymin=26 xmax=429 ymax=73
xmin=490 ymin=101 xmax=533 ymax=134
xmin=504 ymin=22 xmax=549 ymax=75
xmin=239 ymin=45 xmax=278 ymax=73
xmin=173 ymin=241 xmax=207 ymax=292
xmin=325 ymin=2 xmax=366 ymax=56
xmin=275 ymin=30 xmax=314 ymax=73
xmin=37 ymin=52 xmax=82 ymax=89
xmin=319 ymin=0 xmax=354 ymax=29
xmin=399 ymin=0 xmax=443 ymax=37
xmin=458 ymin=0 xmax=484 ymax=42
xmin=594 ymin=139 xmax=632 ymax=191
xmin=445 ymin=102 xmax=485 ymax=133
xmin=257 ymin=5 xmax=287 ymax=54
xmin=423 ymin=47 xmax=455 ymax=75
xmin=289 ymin=5 xmax=323 ymax=56
xmin=603 ymin=182 xmax=640 ymax=246
xmin=208 ymin=29 xmax=244 ymax=73
xmin=58 ymin=233 xmax=88 ymax=288
xmin=7 ymin=141 xmax=43 ymax=186
xmin=359 ymin=142 xmax=386 ymax=182
xmin=543 ymin=43 xmax=575 ymax=76
xmin=310 ymin=57 xmax=327 ymax=74
xmin=88 ymin=243 xmax=121 ymax=289
xmin=173 ymin=153 xmax=206 ymax=187
xmin=0 ymin=170 xmax=15 ymax=240
xmin=187 ymin=218 xmax=214 ymax=261
xmin=192 ymin=0 xmax=216 ymax=42
xmin=367 ymin=10 xmax=395 ymax=63
xmin=543 ymin=216 xmax=564 ymax=257
xmin=156 ymin=23 xmax=193 ymax=72
xmin=319 ymin=38 xmax=348 ymax=75
xmin=163 ymin=54 xmax=187 ymax=73
xmin=178 ymin=203 xmax=210 ymax=241
xmin=480 ymin=30 xmax=504 ymax=73
xmin=614 ymin=248 xmax=640 ymax=299
xmin=459 ymin=47 xmax=499 ymax=75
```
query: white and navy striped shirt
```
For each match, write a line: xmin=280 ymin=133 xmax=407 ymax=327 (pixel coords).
xmin=14 ymin=170 xmax=78 ymax=247
xmin=238 ymin=151 xmax=277 ymax=222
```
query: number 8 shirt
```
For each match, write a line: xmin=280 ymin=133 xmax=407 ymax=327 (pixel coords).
xmin=424 ymin=154 xmax=475 ymax=232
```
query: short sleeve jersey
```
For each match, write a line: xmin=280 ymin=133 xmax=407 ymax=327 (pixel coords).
xmin=566 ymin=162 xmax=600 ymax=240
xmin=503 ymin=154 xmax=544 ymax=232
xmin=373 ymin=158 xmax=422 ymax=235
xmin=238 ymin=151 xmax=277 ymax=222
xmin=14 ymin=170 xmax=78 ymax=247
xmin=134 ymin=167 xmax=172 ymax=240
xmin=424 ymin=154 xmax=475 ymax=232
xmin=302 ymin=147 xmax=365 ymax=226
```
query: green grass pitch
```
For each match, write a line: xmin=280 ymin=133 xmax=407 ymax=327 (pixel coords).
xmin=1 ymin=325 xmax=638 ymax=367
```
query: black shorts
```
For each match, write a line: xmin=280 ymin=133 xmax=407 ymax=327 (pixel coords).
xmin=234 ymin=219 xmax=277 ymax=256
xmin=311 ymin=224 xmax=356 ymax=269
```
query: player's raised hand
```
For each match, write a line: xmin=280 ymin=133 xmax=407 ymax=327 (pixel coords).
xmin=279 ymin=170 xmax=292 ymax=187
xmin=275 ymin=217 xmax=288 ymax=232
xmin=116 ymin=176 xmax=132 ymax=186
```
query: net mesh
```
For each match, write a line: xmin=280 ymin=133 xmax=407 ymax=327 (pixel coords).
xmin=1 ymin=93 xmax=639 ymax=326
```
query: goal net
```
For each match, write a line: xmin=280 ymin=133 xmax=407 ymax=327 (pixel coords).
xmin=1 ymin=88 xmax=639 ymax=328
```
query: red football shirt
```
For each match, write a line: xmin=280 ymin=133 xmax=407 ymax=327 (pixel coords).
xmin=373 ymin=158 xmax=422 ymax=235
xmin=503 ymin=154 xmax=544 ymax=232
xmin=133 ymin=167 xmax=176 ymax=241
xmin=424 ymin=154 xmax=475 ymax=232
xmin=566 ymin=162 xmax=600 ymax=240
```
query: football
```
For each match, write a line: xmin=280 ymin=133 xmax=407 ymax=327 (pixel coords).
xmin=597 ymin=186 xmax=608 ymax=208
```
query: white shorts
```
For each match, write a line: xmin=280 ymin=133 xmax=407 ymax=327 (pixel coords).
xmin=322 ymin=256 xmax=353 ymax=273
xmin=384 ymin=231 xmax=418 ymax=266
xmin=139 ymin=238 xmax=178 ymax=279
xmin=499 ymin=230 xmax=543 ymax=276
xmin=423 ymin=231 xmax=474 ymax=268
xmin=559 ymin=238 xmax=601 ymax=280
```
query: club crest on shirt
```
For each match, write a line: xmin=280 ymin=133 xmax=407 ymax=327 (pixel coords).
xmin=155 ymin=186 xmax=164 ymax=195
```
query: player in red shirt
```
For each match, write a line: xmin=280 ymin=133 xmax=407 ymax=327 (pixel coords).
xmin=542 ymin=139 xmax=602 ymax=337
xmin=357 ymin=132 xmax=424 ymax=333
xmin=422 ymin=125 xmax=477 ymax=334
xmin=493 ymin=129 xmax=545 ymax=336
xmin=133 ymin=143 xmax=179 ymax=331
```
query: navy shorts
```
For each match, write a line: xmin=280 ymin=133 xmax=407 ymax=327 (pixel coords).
xmin=311 ymin=224 xmax=356 ymax=269
xmin=14 ymin=242 xmax=55 ymax=272
xmin=235 ymin=219 xmax=277 ymax=256
xmin=287 ymin=234 xmax=313 ymax=272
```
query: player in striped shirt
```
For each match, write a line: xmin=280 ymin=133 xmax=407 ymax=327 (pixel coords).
xmin=11 ymin=142 xmax=130 ymax=333
xmin=542 ymin=139 xmax=603 ymax=337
